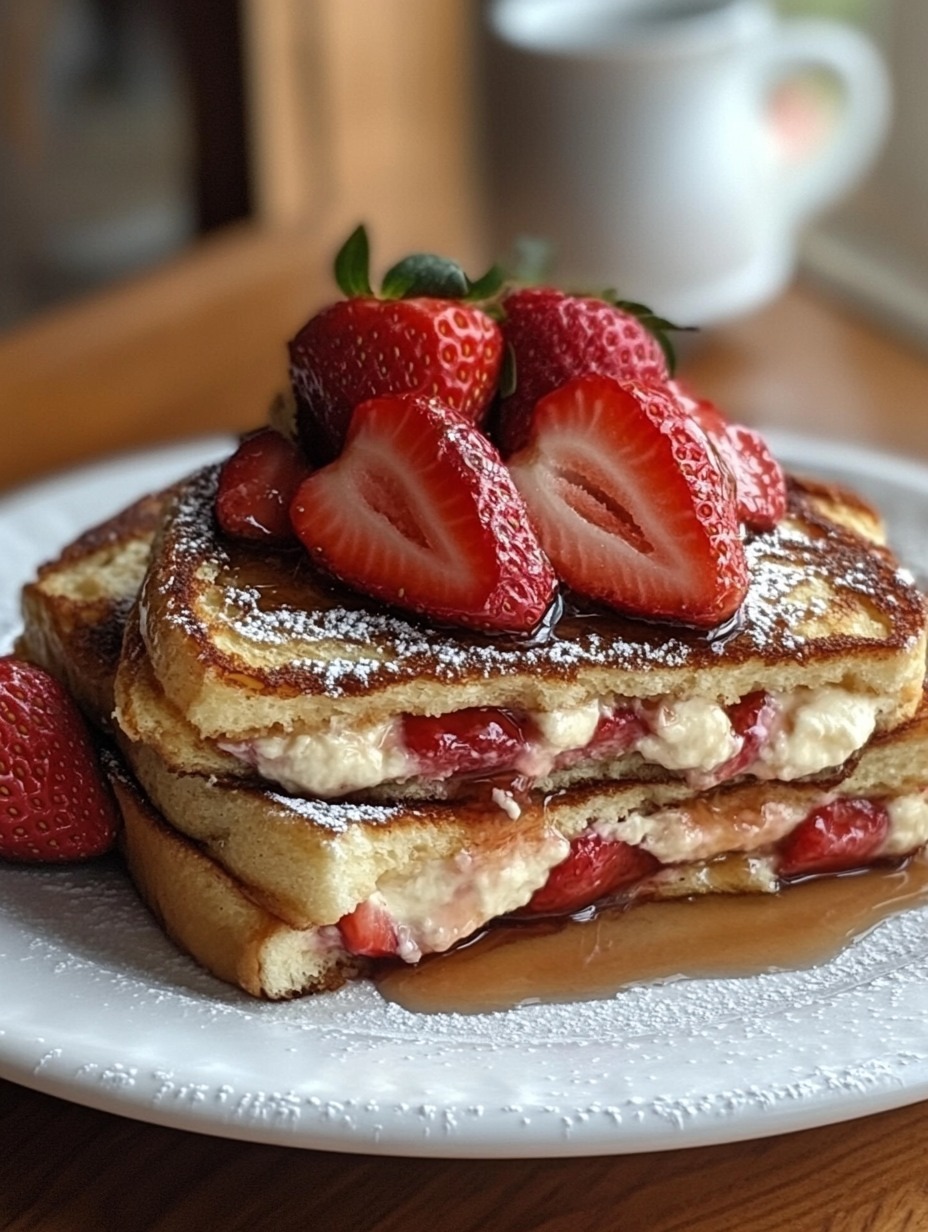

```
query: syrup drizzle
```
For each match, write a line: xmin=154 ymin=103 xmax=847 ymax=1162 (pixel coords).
xmin=376 ymin=860 xmax=928 ymax=1015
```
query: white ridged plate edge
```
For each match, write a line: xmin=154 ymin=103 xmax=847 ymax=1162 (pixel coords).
xmin=0 ymin=432 xmax=927 ymax=1159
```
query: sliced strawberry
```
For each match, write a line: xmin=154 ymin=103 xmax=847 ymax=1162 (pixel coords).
xmin=290 ymin=394 xmax=558 ymax=634
xmin=493 ymin=287 xmax=672 ymax=455
xmin=0 ymin=657 xmax=119 ymax=862
xmin=522 ymin=833 xmax=659 ymax=916
xmin=694 ymin=691 xmax=780 ymax=788
xmin=553 ymin=706 xmax=645 ymax=770
xmin=402 ymin=708 xmax=526 ymax=778
xmin=725 ymin=423 xmax=788 ymax=530
xmin=289 ymin=226 xmax=504 ymax=460
xmin=338 ymin=897 xmax=398 ymax=957
xmin=507 ymin=375 xmax=749 ymax=628
xmin=778 ymin=798 xmax=890 ymax=878
xmin=215 ymin=429 xmax=311 ymax=543
xmin=590 ymin=707 xmax=647 ymax=754
xmin=671 ymin=382 xmax=786 ymax=531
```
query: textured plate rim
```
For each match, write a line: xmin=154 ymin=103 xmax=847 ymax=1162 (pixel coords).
xmin=1 ymin=433 xmax=927 ymax=1159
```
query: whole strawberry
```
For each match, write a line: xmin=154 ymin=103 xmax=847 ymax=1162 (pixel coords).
xmin=493 ymin=287 xmax=680 ymax=455
xmin=0 ymin=657 xmax=119 ymax=862
xmin=289 ymin=226 xmax=504 ymax=463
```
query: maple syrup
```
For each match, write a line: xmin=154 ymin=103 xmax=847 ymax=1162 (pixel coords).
xmin=376 ymin=859 xmax=928 ymax=1015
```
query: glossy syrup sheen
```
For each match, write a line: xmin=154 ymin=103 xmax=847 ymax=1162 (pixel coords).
xmin=376 ymin=860 xmax=928 ymax=1015
xmin=194 ymin=471 xmax=926 ymax=691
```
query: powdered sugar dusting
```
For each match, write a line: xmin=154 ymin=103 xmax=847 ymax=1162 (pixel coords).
xmin=4 ymin=437 xmax=928 ymax=1157
xmin=263 ymin=789 xmax=411 ymax=831
xmin=155 ymin=469 xmax=925 ymax=700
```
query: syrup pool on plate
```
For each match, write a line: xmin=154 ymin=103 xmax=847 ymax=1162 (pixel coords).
xmin=376 ymin=858 xmax=928 ymax=1015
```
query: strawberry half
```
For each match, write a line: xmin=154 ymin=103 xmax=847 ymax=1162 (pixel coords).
xmin=0 ymin=657 xmax=119 ymax=862
xmin=493 ymin=286 xmax=675 ymax=455
xmin=508 ymin=375 xmax=749 ymax=628
xmin=289 ymin=226 xmax=504 ymax=462
xmin=671 ymin=381 xmax=786 ymax=531
xmin=215 ymin=428 xmax=311 ymax=543
xmin=290 ymin=394 xmax=557 ymax=634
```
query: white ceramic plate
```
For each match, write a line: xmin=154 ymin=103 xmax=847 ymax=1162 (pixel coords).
xmin=1 ymin=434 xmax=928 ymax=1159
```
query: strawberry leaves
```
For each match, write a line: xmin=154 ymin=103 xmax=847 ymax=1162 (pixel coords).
xmin=335 ymin=224 xmax=504 ymax=304
xmin=334 ymin=224 xmax=374 ymax=297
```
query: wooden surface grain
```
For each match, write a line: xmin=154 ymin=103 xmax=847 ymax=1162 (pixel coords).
xmin=1 ymin=223 xmax=925 ymax=493
xmin=1 ymin=226 xmax=928 ymax=1230
xmin=4 ymin=1079 xmax=928 ymax=1231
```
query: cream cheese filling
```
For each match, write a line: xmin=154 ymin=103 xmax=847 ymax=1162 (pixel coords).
xmin=352 ymin=790 xmax=928 ymax=963
xmin=753 ymin=688 xmax=883 ymax=781
xmin=593 ymin=799 xmax=809 ymax=864
xmin=370 ymin=831 xmax=571 ymax=963
xmin=221 ymin=685 xmax=894 ymax=799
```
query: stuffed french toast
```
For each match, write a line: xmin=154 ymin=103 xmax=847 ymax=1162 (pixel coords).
xmin=11 ymin=226 xmax=928 ymax=999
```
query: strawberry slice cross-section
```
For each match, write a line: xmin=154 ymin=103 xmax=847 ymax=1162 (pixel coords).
xmin=522 ymin=832 xmax=659 ymax=916
xmin=290 ymin=393 xmax=558 ymax=634
xmin=507 ymin=374 xmax=749 ymax=629
xmin=778 ymin=798 xmax=890 ymax=878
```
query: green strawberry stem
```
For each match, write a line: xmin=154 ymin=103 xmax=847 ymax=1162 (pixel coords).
xmin=381 ymin=253 xmax=471 ymax=299
xmin=332 ymin=224 xmax=692 ymax=371
xmin=334 ymin=224 xmax=503 ymax=304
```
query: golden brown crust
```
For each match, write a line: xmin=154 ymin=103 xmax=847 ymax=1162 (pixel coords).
xmin=17 ymin=491 xmax=169 ymax=725
xmin=137 ymin=467 xmax=927 ymax=742
xmin=789 ymin=474 xmax=888 ymax=543
xmin=15 ymin=471 xmax=928 ymax=1001
xmin=109 ymin=757 xmax=365 ymax=998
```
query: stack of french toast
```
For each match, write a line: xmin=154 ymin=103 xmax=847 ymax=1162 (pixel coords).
xmin=16 ymin=230 xmax=928 ymax=999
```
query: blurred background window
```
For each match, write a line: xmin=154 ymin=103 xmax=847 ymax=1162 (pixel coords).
xmin=1 ymin=0 xmax=925 ymax=347
xmin=791 ymin=0 xmax=928 ymax=351
xmin=0 ymin=0 xmax=248 ymax=329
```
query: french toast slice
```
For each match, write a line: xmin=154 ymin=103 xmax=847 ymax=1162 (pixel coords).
xmin=122 ymin=465 xmax=927 ymax=802
xmin=98 ymin=693 xmax=928 ymax=997
xmin=118 ymin=682 xmax=928 ymax=933
xmin=18 ymin=490 xmax=167 ymax=726
xmin=16 ymin=487 xmax=928 ymax=998
xmin=106 ymin=754 xmax=365 ymax=998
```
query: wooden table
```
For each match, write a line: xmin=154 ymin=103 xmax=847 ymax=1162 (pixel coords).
xmin=1 ymin=223 xmax=928 ymax=1231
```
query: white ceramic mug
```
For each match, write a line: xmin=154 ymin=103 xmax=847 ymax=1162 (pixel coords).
xmin=480 ymin=0 xmax=891 ymax=323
